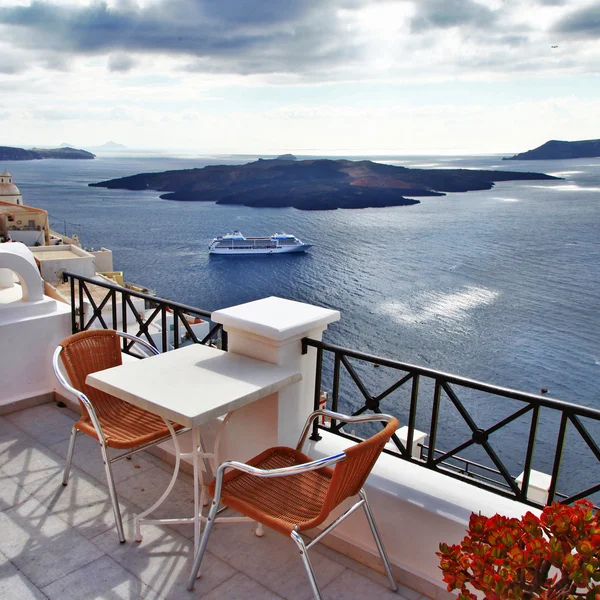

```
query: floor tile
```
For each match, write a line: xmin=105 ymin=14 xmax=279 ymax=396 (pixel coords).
xmin=321 ymin=568 xmax=409 ymax=599
xmin=0 ymin=439 xmax=65 ymax=487
xmin=203 ymin=520 xmax=346 ymax=600
xmin=91 ymin=519 xmax=236 ymax=598
xmin=0 ymin=549 xmax=47 ymax=600
xmin=115 ymin=465 xmax=198 ymax=539
xmin=49 ymin=433 xmax=156 ymax=484
xmin=200 ymin=572 xmax=283 ymax=600
xmin=22 ymin=466 xmax=137 ymax=540
xmin=42 ymin=555 xmax=165 ymax=600
xmin=0 ymin=495 xmax=104 ymax=588
xmin=0 ymin=420 xmax=38 ymax=455
xmin=0 ymin=470 xmax=31 ymax=511
xmin=5 ymin=403 xmax=76 ymax=447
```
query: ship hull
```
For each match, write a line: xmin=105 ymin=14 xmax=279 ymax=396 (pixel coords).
xmin=209 ymin=244 xmax=311 ymax=255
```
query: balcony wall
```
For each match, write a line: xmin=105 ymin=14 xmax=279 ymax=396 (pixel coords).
xmin=6 ymin=287 xmax=544 ymax=599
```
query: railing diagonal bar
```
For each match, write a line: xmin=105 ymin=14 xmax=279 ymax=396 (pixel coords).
xmin=81 ymin=283 xmax=109 ymax=331
xmin=561 ymin=482 xmax=600 ymax=505
xmin=340 ymin=355 xmax=372 ymax=405
xmin=198 ymin=323 xmax=215 ymax=345
xmin=372 ymin=372 xmax=413 ymax=405
xmin=441 ymin=381 xmax=480 ymax=435
xmin=433 ymin=438 xmax=477 ymax=467
xmin=568 ymin=414 xmax=600 ymax=462
xmin=484 ymin=404 xmax=535 ymax=437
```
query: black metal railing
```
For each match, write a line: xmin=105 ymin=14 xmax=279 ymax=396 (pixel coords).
xmin=61 ymin=271 xmax=226 ymax=352
xmin=302 ymin=338 xmax=600 ymax=509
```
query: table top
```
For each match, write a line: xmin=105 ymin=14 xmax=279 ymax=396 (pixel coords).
xmin=86 ymin=344 xmax=302 ymax=428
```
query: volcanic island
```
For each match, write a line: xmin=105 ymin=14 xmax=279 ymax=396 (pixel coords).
xmin=89 ymin=156 xmax=559 ymax=210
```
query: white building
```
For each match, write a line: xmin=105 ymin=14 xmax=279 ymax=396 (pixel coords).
xmin=0 ymin=171 xmax=23 ymax=205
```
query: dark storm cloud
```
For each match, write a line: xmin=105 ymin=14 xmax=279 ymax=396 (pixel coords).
xmin=553 ymin=1 xmax=600 ymax=38
xmin=410 ymin=0 xmax=497 ymax=33
xmin=0 ymin=0 xmax=366 ymax=75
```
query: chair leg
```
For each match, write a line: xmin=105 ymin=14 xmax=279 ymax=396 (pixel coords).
xmin=359 ymin=490 xmax=397 ymax=592
xmin=99 ymin=442 xmax=126 ymax=543
xmin=188 ymin=496 xmax=220 ymax=590
xmin=62 ymin=426 xmax=78 ymax=486
xmin=291 ymin=530 xmax=323 ymax=600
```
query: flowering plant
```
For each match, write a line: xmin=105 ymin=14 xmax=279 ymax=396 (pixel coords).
xmin=437 ymin=499 xmax=600 ymax=600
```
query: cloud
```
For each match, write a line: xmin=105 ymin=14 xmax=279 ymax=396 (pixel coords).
xmin=553 ymin=1 xmax=600 ymax=38
xmin=410 ymin=0 xmax=497 ymax=33
xmin=0 ymin=0 xmax=597 ymax=84
xmin=0 ymin=58 xmax=25 ymax=74
xmin=108 ymin=53 xmax=136 ymax=72
xmin=0 ymin=0 xmax=364 ymax=75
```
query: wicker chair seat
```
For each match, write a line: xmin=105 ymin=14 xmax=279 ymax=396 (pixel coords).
xmin=75 ymin=396 xmax=183 ymax=450
xmin=209 ymin=446 xmax=334 ymax=536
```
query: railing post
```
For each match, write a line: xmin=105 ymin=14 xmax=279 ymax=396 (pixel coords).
xmin=68 ymin=274 xmax=77 ymax=334
xmin=547 ymin=413 xmax=568 ymax=504
xmin=519 ymin=405 xmax=540 ymax=503
xmin=311 ymin=345 xmax=323 ymax=441
xmin=427 ymin=379 xmax=442 ymax=466
xmin=407 ymin=374 xmax=419 ymax=460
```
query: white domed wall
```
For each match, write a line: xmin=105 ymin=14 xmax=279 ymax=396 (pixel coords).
xmin=0 ymin=171 xmax=23 ymax=205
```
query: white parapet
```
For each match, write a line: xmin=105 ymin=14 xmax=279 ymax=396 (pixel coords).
xmin=212 ymin=296 xmax=340 ymax=448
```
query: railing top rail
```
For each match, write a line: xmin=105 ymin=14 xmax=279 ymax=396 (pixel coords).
xmin=303 ymin=338 xmax=600 ymax=420
xmin=62 ymin=270 xmax=212 ymax=318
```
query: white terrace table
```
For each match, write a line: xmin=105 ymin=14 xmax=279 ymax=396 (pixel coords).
xmin=86 ymin=343 xmax=302 ymax=552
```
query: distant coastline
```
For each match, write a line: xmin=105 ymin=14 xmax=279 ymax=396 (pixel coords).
xmin=89 ymin=157 xmax=559 ymax=211
xmin=0 ymin=145 xmax=95 ymax=161
xmin=503 ymin=138 xmax=600 ymax=161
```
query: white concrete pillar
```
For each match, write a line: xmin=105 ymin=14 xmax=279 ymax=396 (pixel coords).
xmin=212 ymin=296 xmax=340 ymax=447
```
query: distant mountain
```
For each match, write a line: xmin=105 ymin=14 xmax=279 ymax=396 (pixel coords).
xmin=275 ymin=153 xmax=297 ymax=161
xmin=89 ymin=157 xmax=559 ymax=211
xmin=91 ymin=141 xmax=127 ymax=150
xmin=503 ymin=139 xmax=600 ymax=160
xmin=0 ymin=145 xmax=96 ymax=160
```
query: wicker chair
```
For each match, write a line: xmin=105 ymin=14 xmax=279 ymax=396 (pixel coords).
xmin=53 ymin=329 xmax=187 ymax=543
xmin=188 ymin=410 xmax=399 ymax=599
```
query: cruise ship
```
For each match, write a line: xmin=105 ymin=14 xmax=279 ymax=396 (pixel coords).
xmin=208 ymin=231 xmax=312 ymax=255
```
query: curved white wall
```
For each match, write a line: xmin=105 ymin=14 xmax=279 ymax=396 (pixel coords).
xmin=0 ymin=242 xmax=43 ymax=301
xmin=0 ymin=243 xmax=71 ymax=413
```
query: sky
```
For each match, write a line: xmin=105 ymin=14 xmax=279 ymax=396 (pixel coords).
xmin=0 ymin=0 xmax=599 ymax=155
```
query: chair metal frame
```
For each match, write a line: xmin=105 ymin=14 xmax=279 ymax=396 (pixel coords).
xmin=53 ymin=329 xmax=190 ymax=543
xmin=188 ymin=409 xmax=398 ymax=599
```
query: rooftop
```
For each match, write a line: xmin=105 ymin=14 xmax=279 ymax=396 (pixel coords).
xmin=0 ymin=402 xmax=431 ymax=600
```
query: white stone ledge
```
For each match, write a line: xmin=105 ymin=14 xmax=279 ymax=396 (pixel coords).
xmin=304 ymin=430 xmax=540 ymax=597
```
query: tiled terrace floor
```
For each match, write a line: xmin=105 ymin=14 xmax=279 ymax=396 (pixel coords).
xmin=0 ymin=403 xmax=432 ymax=600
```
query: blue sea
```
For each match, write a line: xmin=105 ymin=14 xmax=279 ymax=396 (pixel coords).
xmin=5 ymin=152 xmax=599 ymax=499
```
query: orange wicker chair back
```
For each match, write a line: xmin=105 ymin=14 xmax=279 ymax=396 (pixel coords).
xmin=59 ymin=329 xmax=123 ymax=424
xmin=320 ymin=417 xmax=398 ymax=519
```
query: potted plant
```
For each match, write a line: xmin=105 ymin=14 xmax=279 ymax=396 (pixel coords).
xmin=437 ymin=499 xmax=599 ymax=599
